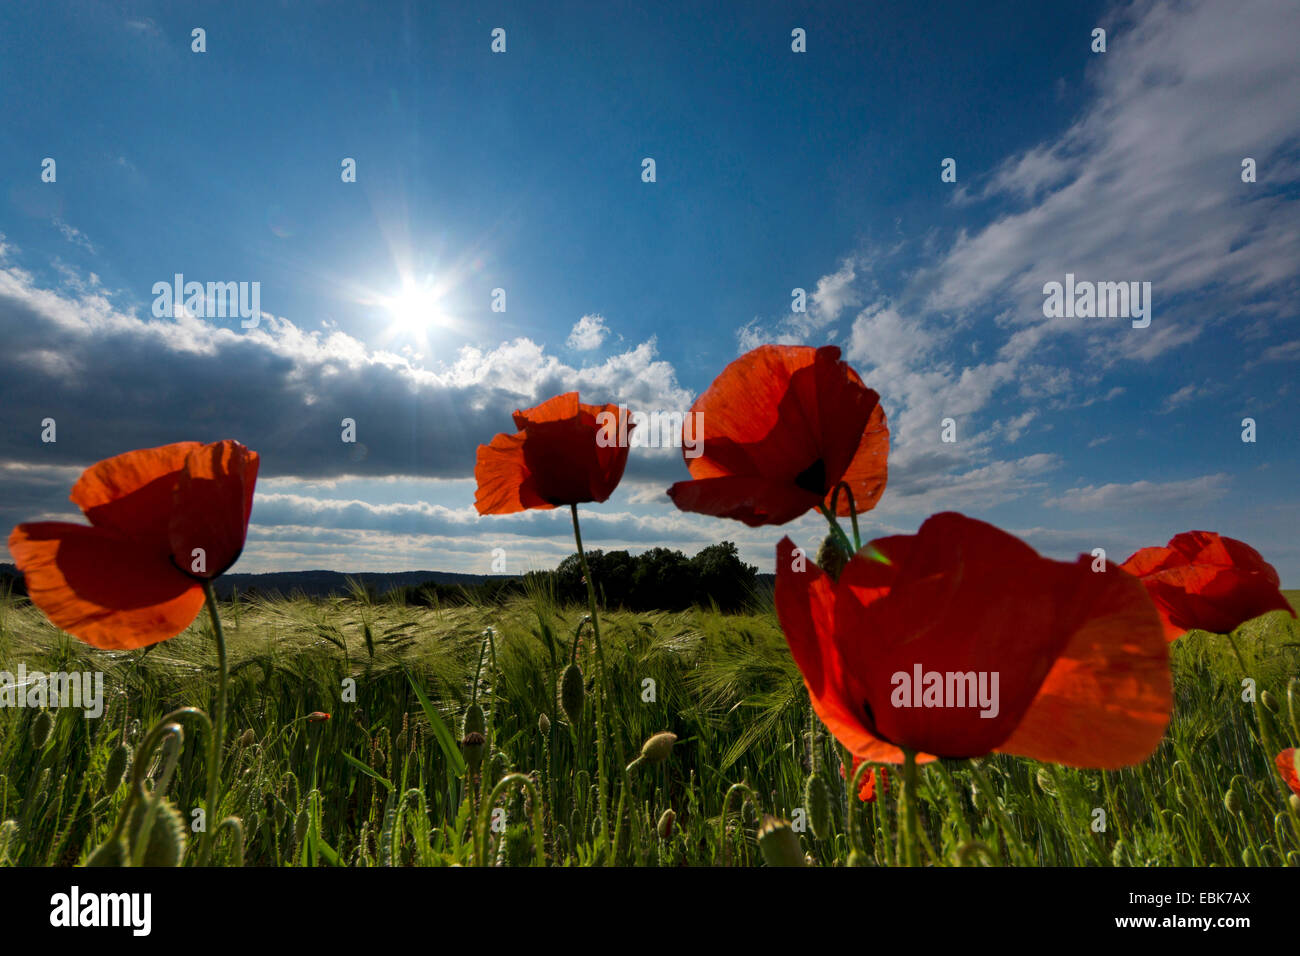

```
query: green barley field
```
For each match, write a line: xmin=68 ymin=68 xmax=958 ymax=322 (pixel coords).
xmin=1 ymin=583 xmax=1297 ymax=867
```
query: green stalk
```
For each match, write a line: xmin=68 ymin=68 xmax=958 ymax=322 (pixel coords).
xmin=969 ymin=759 xmax=1034 ymax=866
xmin=570 ymin=504 xmax=631 ymax=860
xmin=198 ymin=581 xmax=229 ymax=866
xmin=901 ymin=749 xmax=921 ymax=867
xmin=829 ymin=481 xmax=862 ymax=551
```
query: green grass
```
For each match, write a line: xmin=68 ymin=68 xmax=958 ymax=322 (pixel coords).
xmin=0 ymin=585 xmax=1297 ymax=866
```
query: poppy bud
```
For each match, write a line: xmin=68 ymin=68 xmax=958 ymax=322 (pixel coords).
xmin=489 ymin=751 xmax=508 ymax=785
xmin=307 ymin=711 xmax=330 ymax=722
xmin=31 ymin=710 xmax=52 ymax=749
xmin=1290 ymin=794 xmax=1300 ymax=815
xmin=657 ymin=808 xmax=676 ymax=841
xmin=1261 ymin=690 xmax=1279 ymax=713
xmin=560 ymin=663 xmax=585 ymax=725
xmin=804 ymin=772 xmax=833 ymax=839
xmin=642 ymin=731 xmax=677 ymax=764
xmin=757 ymin=816 xmax=806 ymax=867
xmin=1035 ymin=767 xmax=1056 ymax=795
xmin=128 ymin=796 xmax=187 ymax=867
xmin=463 ymin=703 xmax=486 ymax=738
xmin=84 ymin=834 xmax=128 ymax=867
xmin=847 ymin=849 xmax=868 ymax=867
xmin=1224 ymin=788 xmax=1242 ymax=814
xmin=461 ymin=731 xmax=486 ymax=771
xmin=504 ymin=825 xmax=533 ymax=867
xmin=816 ymin=535 xmax=848 ymax=580
xmin=238 ymin=729 xmax=256 ymax=747
xmin=294 ymin=807 xmax=308 ymax=847
xmin=0 ymin=819 xmax=17 ymax=861
xmin=103 ymin=742 xmax=130 ymax=793
xmin=538 ymin=712 xmax=551 ymax=736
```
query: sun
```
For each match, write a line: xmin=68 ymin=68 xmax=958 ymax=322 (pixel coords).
xmin=382 ymin=275 xmax=446 ymax=336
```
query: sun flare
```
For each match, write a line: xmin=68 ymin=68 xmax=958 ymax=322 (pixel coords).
xmin=382 ymin=275 xmax=446 ymax=336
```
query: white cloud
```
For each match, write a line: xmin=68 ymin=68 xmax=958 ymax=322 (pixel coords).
xmin=920 ymin=0 xmax=1300 ymax=366
xmin=1045 ymin=474 xmax=1231 ymax=512
xmin=566 ymin=313 xmax=608 ymax=350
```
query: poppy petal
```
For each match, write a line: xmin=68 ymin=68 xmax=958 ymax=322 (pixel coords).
xmin=997 ymin=557 xmax=1170 ymax=768
xmin=1121 ymin=531 xmax=1294 ymax=640
xmin=168 ymin=441 xmax=260 ymax=579
xmin=827 ymin=401 xmax=889 ymax=516
xmin=474 ymin=431 xmax=555 ymax=515
xmin=9 ymin=522 xmax=204 ymax=650
xmin=774 ymin=537 xmax=910 ymax=764
xmin=523 ymin=404 xmax=630 ymax=505
xmin=1276 ymin=749 xmax=1300 ymax=796
xmin=70 ymin=442 xmax=201 ymax=545
xmin=836 ymin=513 xmax=1074 ymax=759
xmin=673 ymin=345 xmax=887 ymax=525
xmin=668 ymin=476 xmax=824 ymax=527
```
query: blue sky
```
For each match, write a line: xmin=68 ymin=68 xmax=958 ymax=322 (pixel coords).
xmin=1 ymin=0 xmax=1297 ymax=582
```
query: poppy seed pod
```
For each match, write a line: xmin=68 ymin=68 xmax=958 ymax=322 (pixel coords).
xmin=1224 ymin=788 xmax=1242 ymax=815
xmin=461 ymin=731 xmax=486 ymax=772
xmin=816 ymin=535 xmax=848 ymax=581
xmin=560 ymin=662 xmax=585 ymax=725
xmin=804 ymin=772 xmax=833 ymax=839
xmin=104 ymin=742 xmax=130 ymax=793
xmin=757 ymin=816 xmax=806 ymax=867
xmin=639 ymin=731 xmax=677 ymax=765
xmin=31 ymin=710 xmax=53 ymax=749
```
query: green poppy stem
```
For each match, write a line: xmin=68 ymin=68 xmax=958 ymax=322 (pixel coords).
xmin=570 ymin=503 xmax=631 ymax=861
xmin=829 ymin=481 xmax=862 ymax=551
xmin=901 ymin=749 xmax=921 ymax=867
xmin=198 ymin=580 xmax=228 ymax=866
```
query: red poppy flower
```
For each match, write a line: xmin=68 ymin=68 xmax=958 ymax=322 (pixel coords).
xmin=842 ymin=760 xmax=889 ymax=802
xmin=1276 ymin=749 xmax=1300 ymax=796
xmin=775 ymin=512 xmax=1171 ymax=768
xmin=475 ymin=392 xmax=634 ymax=514
xmin=667 ymin=345 xmax=888 ymax=526
xmin=1119 ymin=531 xmax=1294 ymax=642
xmin=8 ymin=440 xmax=259 ymax=651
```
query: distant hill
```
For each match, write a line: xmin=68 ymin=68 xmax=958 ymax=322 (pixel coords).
xmin=0 ymin=563 xmax=514 ymax=600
